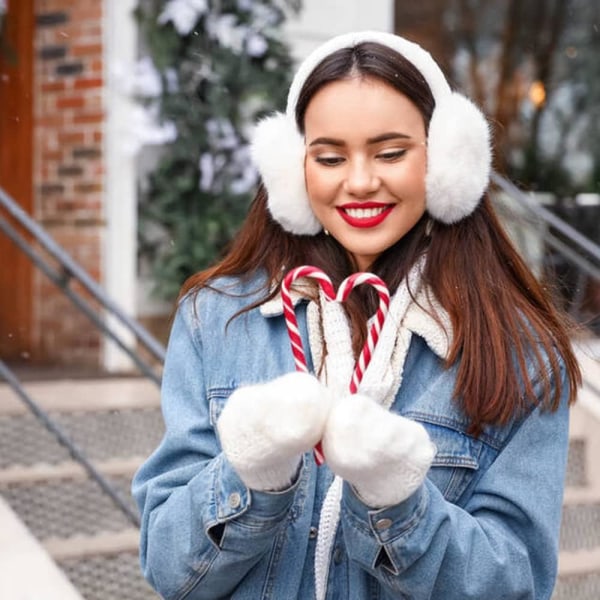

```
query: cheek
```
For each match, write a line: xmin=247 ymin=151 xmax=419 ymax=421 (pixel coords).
xmin=304 ymin=161 xmax=332 ymax=201
xmin=393 ymin=158 xmax=427 ymax=199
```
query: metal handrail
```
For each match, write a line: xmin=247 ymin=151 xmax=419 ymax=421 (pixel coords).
xmin=491 ymin=172 xmax=600 ymax=265
xmin=0 ymin=187 xmax=166 ymax=367
xmin=0 ymin=212 xmax=161 ymax=385
xmin=492 ymin=172 xmax=600 ymax=404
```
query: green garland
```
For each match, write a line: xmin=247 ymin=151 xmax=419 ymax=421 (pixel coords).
xmin=135 ymin=0 xmax=300 ymax=300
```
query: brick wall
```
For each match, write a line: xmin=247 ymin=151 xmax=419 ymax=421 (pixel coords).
xmin=33 ymin=0 xmax=105 ymax=366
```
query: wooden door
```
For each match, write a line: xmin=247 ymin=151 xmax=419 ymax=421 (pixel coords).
xmin=0 ymin=0 xmax=34 ymax=360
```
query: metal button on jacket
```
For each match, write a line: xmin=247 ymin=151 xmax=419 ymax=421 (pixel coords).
xmin=228 ymin=492 xmax=242 ymax=509
xmin=374 ymin=518 xmax=392 ymax=531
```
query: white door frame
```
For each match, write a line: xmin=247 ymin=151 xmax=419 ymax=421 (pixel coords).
xmin=102 ymin=0 xmax=138 ymax=372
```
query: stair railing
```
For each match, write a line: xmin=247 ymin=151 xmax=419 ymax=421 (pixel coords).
xmin=492 ymin=173 xmax=600 ymax=407
xmin=0 ymin=186 xmax=165 ymax=385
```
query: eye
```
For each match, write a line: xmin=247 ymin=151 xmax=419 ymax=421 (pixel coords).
xmin=376 ymin=149 xmax=407 ymax=162
xmin=314 ymin=155 xmax=345 ymax=167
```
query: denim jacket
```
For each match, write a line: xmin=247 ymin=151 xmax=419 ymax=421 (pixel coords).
xmin=132 ymin=273 xmax=570 ymax=600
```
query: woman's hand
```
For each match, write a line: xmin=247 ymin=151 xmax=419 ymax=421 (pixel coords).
xmin=217 ymin=372 xmax=331 ymax=491
xmin=322 ymin=393 xmax=436 ymax=508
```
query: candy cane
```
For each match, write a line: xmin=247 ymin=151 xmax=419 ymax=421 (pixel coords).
xmin=281 ymin=266 xmax=335 ymax=374
xmin=336 ymin=272 xmax=390 ymax=393
xmin=281 ymin=266 xmax=390 ymax=465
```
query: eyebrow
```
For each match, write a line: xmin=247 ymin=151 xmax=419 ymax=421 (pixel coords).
xmin=308 ymin=132 xmax=412 ymax=147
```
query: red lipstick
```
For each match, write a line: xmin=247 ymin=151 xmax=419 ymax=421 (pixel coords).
xmin=337 ymin=202 xmax=394 ymax=228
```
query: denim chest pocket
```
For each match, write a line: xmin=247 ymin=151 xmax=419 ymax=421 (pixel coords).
xmin=208 ymin=389 xmax=234 ymax=429
xmin=417 ymin=419 xmax=482 ymax=504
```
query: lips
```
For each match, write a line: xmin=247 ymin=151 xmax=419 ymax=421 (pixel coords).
xmin=337 ymin=202 xmax=394 ymax=228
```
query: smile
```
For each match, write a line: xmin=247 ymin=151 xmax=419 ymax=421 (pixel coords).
xmin=337 ymin=203 xmax=394 ymax=228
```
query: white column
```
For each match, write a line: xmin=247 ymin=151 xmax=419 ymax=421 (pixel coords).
xmin=102 ymin=0 xmax=138 ymax=372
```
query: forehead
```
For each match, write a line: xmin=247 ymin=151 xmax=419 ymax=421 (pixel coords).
xmin=304 ymin=76 xmax=426 ymax=139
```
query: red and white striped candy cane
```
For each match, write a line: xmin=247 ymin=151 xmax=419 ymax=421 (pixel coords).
xmin=281 ymin=266 xmax=390 ymax=465
xmin=281 ymin=266 xmax=335 ymax=374
xmin=281 ymin=266 xmax=335 ymax=465
xmin=336 ymin=272 xmax=390 ymax=394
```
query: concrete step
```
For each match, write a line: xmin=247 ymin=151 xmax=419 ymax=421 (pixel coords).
xmin=560 ymin=491 xmax=600 ymax=553
xmin=0 ymin=377 xmax=163 ymax=470
xmin=553 ymin=375 xmax=600 ymax=599
xmin=0 ymin=456 xmax=157 ymax=599
xmin=554 ymin=549 xmax=600 ymax=600
xmin=0 ymin=377 xmax=161 ymax=415
xmin=58 ymin=551 xmax=159 ymax=600
xmin=0 ymin=473 xmax=135 ymax=539
xmin=44 ymin=528 xmax=160 ymax=600
xmin=566 ymin=436 xmax=588 ymax=488
xmin=0 ymin=377 xmax=162 ymax=599
xmin=568 ymin=402 xmax=600 ymax=492
xmin=0 ymin=408 xmax=164 ymax=469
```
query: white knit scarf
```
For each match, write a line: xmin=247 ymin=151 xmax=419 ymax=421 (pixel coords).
xmin=307 ymin=261 xmax=424 ymax=600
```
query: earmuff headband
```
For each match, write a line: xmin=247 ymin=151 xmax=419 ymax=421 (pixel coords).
xmin=251 ymin=31 xmax=492 ymax=234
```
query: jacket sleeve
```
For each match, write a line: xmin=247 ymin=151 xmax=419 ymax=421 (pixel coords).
xmin=339 ymin=366 xmax=570 ymax=599
xmin=131 ymin=299 xmax=299 ymax=600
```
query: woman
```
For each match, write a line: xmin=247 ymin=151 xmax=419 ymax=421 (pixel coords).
xmin=133 ymin=31 xmax=580 ymax=599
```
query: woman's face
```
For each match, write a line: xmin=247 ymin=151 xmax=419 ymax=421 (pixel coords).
xmin=304 ymin=76 xmax=427 ymax=271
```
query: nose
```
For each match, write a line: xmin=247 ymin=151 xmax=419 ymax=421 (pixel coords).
xmin=343 ymin=158 xmax=380 ymax=197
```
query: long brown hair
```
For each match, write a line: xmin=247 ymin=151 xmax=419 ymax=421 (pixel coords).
xmin=181 ymin=42 xmax=580 ymax=434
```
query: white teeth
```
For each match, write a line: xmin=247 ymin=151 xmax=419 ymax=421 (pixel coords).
xmin=344 ymin=207 xmax=387 ymax=218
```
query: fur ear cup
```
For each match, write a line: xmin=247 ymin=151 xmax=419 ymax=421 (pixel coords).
xmin=250 ymin=113 xmax=322 ymax=235
xmin=425 ymin=93 xmax=492 ymax=224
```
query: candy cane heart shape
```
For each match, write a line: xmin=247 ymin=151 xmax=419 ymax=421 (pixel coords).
xmin=281 ymin=266 xmax=391 ymax=465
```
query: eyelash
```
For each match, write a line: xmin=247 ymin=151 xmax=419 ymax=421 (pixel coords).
xmin=315 ymin=156 xmax=344 ymax=166
xmin=378 ymin=149 xmax=407 ymax=161
xmin=314 ymin=149 xmax=408 ymax=167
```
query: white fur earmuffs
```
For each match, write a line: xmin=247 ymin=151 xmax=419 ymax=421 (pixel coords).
xmin=250 ymin=30 xmax=492 ymax=235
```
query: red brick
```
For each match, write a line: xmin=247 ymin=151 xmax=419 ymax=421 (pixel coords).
xmin=73 ymin=112 xmax=104 ymax=124
xmin=42 ymin=150 xmax=63 ymax=161
xmin=58 ymin=131 xmax=85 ymax=145
xmin=72 ymin=4 xmax=103 ymax=21
xmin=56 ymin=95 xmax=86 ymax=109
xmin=74 ymin=77 xmax=103 ymax=90
xmin=88 ymin=59 xmax=103 ymax=74
xmin=36 ymin=115 xmax=65 ymax=127
xmin=71 ymin=43 xmax=102 ymax=57
xmin=37 ymin=0 xmax=79 ymax=10
xmin=41 ymin=80 xmax=67 ymax=93
xmin=74 ymin=182 xmax=102 ymax=194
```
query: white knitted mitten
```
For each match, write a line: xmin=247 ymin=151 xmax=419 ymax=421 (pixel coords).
xmin=322 ymin=393 xmax=436 ymax=508
xmin=217 ymin=372 xmax=330 ymax=491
